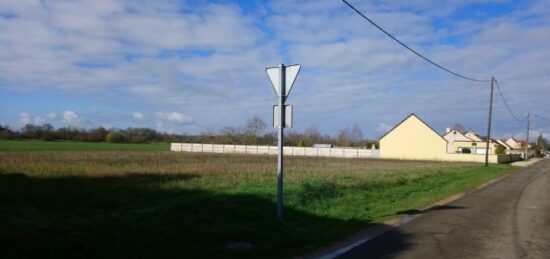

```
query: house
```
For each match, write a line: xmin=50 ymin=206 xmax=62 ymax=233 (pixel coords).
xmin=496 ymin=139 xmax=513 ymax=152
xmin=464 ymin=130 xmax=483 ymax=141
xmin=379 ymin=113 xmax=521 ymax=163
xmin=505 ymin=137 xmax=524 ymax=149
xmin=380 ymin=114 xmax=448 ymax=161
xmin=442 ymin=128 xmax=500 ymax=154
xmin=442 ymin=128 xmax=471 ymax=152
xmin=448 ymin=139 xmax=500 ymax=155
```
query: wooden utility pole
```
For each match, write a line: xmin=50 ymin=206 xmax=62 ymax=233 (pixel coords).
xmin=485 ymin=77 xmax=495 ymax=166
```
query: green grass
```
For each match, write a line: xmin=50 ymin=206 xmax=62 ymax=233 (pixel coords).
xmin=0 ymin=140 xmax=169 ymax=151
xmin=0 ymin=150 xmax=515 ymax=258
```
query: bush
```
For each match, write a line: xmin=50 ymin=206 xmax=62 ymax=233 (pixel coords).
xmin=0 ymin=130 xmax=12 ymax=140
xmin=106 ymin=132 xmax=126 ymax=143
xmin=297 ymin=139 xmax=305 ymax=147
xmin=495 ymin=145 xmax=505 ymax=155
xmin=461 ymin=148 xmax=471 ymax=154
xmin=534 ymin=147 xmax=543 ymax=157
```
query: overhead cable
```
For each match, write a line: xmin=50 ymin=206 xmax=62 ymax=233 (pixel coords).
xmin=494 ymin=79 xmax=527 ymax=122
xmin=534 ymin=114 xmax=550 ymax=122
xmin=341 ymin=0 xmax=491 ymax=83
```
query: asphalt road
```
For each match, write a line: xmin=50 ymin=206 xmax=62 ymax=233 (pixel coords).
xmin=338 ymin=159 xmax=550 ymax=259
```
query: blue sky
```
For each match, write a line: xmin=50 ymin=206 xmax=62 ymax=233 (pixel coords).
xmin=0 ymin=0 xmax=549 ymax=140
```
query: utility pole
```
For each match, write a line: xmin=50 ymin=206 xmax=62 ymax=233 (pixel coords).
xmin=525 ymin=112 xmax=530 ymax=160
xmin=485 ymin=77 xmax=494 ymax=166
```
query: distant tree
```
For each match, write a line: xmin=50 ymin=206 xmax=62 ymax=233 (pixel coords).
xmin=349 ymin=123 xmax=364 ymax=143
xmin=40 ymin=123 xmax=55 ymax=141
xmin=335 ymin=129 xmax=350 ymax=147
xmin=297 ymin=139 xmax=305 ymax=147
xmin=88 ymin=127 xmax=108 ymax=142
xmin=221 ymin=126 xmax=242 ymax=144
xmin=199 ymin=130 xmax=217 ymax=144
xmin=534 ymin=146 xmax=542 ymax=157
xmin=303 ymin=126 xmax=322 ymax=146
xmin=123 ymin=127 xmax=158 ymax=143
xmin=21 ymin=124 xmax=45 ymax=139
xmin=0 ymin=125 xmax=13 ymax=140
xmin=106 ymin=132 xmax=125 ymax=143
xmin=260 ymin=131 xmax=277 ymax=146
xmin=245 ymin=116 xmax=267 ymax=144
xmin=536 ymin=133 xmax=546 ymax=151
xmin=365 ymin=140 xmax=379 ymax=149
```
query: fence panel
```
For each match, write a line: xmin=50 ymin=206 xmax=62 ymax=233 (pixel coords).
xmin=171 ymin=143 xmax=376 ymax=159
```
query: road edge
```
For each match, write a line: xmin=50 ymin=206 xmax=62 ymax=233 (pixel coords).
xmin=304 ymin=163 xmax=533 ymax=259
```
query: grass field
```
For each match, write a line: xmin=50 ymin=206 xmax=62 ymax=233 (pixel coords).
xmin=0 ymin=140 xmax=169 ymax=151
xmin=0 ymin=141 xmax=515 ymax=258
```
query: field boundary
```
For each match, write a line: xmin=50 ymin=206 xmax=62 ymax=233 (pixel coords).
xmin=170 ymin=143 xmax=379 ymax=159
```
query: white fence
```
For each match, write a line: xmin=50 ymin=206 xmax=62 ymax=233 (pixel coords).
xmin=171 ymin=143 xmax=379 ymax=159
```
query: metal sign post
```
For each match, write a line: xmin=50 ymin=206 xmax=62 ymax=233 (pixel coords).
xmin=277 ymin=64 xmax=285 ymax=221
xmin=266 ymin=63 xmax=300 ymax=220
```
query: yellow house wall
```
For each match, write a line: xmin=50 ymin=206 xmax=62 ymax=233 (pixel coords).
xmin=449 ymin=141 xmax=499 ymax=154
xmin=380 ymin=115 xmax=448 ymax=160
xmin=379 ymin=115 xmax=519 ymax=164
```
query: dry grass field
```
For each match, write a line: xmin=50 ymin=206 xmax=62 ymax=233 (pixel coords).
xmin=0 ymin=144 xmax=515 ymax=258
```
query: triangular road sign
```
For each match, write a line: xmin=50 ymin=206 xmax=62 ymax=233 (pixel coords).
xmin=266 ymin=64 xmax=301 ymax=97
xmin=284 ymin=64 xmax=300 ymax=96
xmin=266 ymin=66 xmax=281 ymax=96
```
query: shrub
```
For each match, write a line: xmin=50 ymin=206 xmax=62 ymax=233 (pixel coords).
xmin=495 ymin=145 xmax=505 ymax=155
xmin=534 ymin=146 xmax=543 ymax=157
xmin=461 ymin=148 xmax=471 ymax=154
xmin=297 ymin=139 xmax=305 ymax=147
xmin=106 ymin=132 xmax=126 ymax=143
xmin=0 ymin=130 xmax=12 ymax=140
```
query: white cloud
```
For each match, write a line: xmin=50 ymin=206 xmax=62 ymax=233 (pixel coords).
xmin=1 ymin=1 xmax=549 ymax=137
xmin=156 ymin=111 xmax=194 ymax=125
xmin=18 ymin=112 xmax=31 ymax=125
xmin=46 ymin=113 xmax=57 ymax=120
xmin=18 ymin=112 xmax=46 ymax=126
xmin=63 ymin=111 xmax=79 ymax=122
xmin=133 ymin=112 xmax=144 ymax=121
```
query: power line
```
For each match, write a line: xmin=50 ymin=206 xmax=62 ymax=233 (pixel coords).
xmin=494 ymin=79 xmax=527 ymax=122
xmin=534 ymin=114 xmax=550 ymax=122
xmin=341 ymin=0 xmax=491 ymax=83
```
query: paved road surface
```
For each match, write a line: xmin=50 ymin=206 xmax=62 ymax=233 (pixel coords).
xmin=339 ymin=159 xmax=550 ymax=259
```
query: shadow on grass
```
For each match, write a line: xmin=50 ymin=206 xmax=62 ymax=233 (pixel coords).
xmin=396 ymin=205 xmax=467 ymax=216
xmin=0 ymin=172 xmax=413 ymax=259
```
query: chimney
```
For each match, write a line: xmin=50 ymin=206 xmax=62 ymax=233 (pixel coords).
xmin=446 ymin=127 xmax=451 ymax=133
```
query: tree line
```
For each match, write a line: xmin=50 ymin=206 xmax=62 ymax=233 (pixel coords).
xmin=0 ymin=116 xmax=379 ymax=147
xmin=0 ymin=123 xmax=187 ymax=143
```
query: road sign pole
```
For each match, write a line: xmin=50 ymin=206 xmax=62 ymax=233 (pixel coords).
xmin=277 ymin=64 xmax=285 ymax=220
xmin=266 ymin=63 xmax=300 ymax=220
